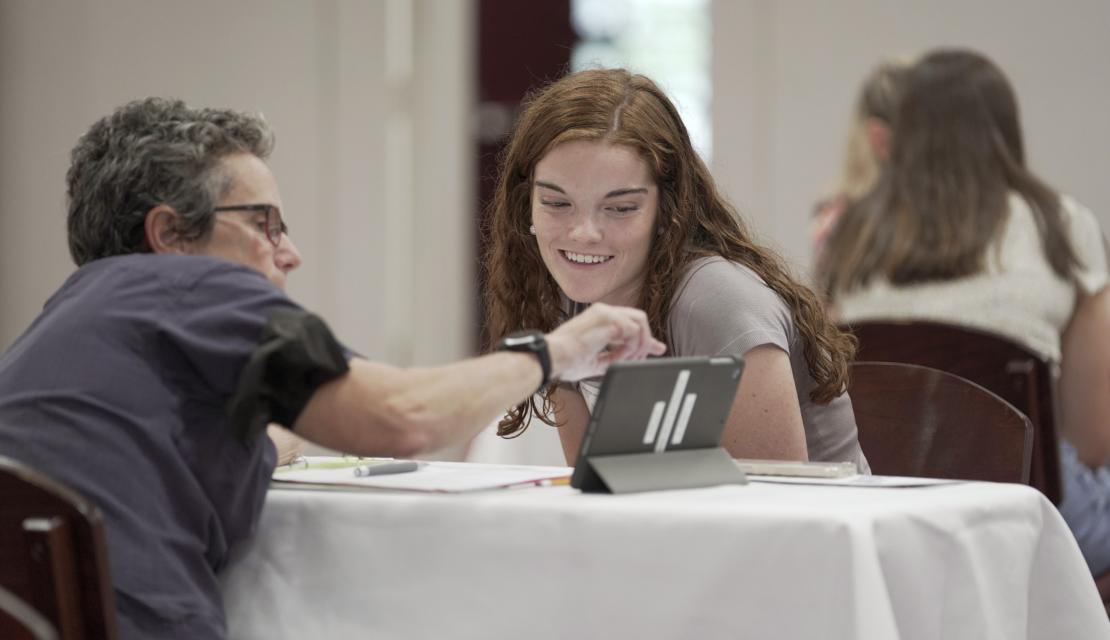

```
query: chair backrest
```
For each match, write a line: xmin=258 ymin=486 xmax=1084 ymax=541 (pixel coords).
xmin=0 ymin=584 xmax=58 ymax=640
xmin=849 ymin=361 xmax=1033 ymax=483
xmin=843 ymin=320 xmax=1061 ymax=502
xmin=0 ymin=456 xmax=117 ymax=639
xmin=1095 ymin=570 xmax=1110 ymax=613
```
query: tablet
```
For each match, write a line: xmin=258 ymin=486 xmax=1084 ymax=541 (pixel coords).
xmin=570 ymin=355 xmax=744 ymax=490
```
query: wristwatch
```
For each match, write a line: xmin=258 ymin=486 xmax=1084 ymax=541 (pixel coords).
xmin=498 ymin=330 xmax=553 ymax=391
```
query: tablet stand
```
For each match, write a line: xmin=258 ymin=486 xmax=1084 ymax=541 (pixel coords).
xmin=575 ymin=446 xmax=748 ymax=494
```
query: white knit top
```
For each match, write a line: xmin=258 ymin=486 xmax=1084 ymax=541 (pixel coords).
xmin=835 ymin=193 xmax=1108 ymax=363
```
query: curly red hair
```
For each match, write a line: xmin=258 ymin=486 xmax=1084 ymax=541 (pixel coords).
xmin=484 ymin=69 xmax=855 ymax=437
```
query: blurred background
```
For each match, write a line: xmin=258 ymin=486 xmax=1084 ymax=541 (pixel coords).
xmin=2 ymin=0 xmax=1107 ymax=463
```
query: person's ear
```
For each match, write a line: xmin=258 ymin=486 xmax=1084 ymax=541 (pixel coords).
xmin=144 ymin=205 xmax=189 ymax=254
xmin=865 ymin=117 xmax=892 ymax=162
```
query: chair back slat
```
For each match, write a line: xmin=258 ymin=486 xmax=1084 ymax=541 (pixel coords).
xmin=0 ymin=456 xmax=117 ymax=639
xmin=0 ymin=584 xmax=59 ymax=640
xmin=24 ymin=517 xmax=84 ymax=638
xmin=844 ymin=321 xmax=1060 ymax=502
xmin=850 ymin=361 xmax=1033 ymax=483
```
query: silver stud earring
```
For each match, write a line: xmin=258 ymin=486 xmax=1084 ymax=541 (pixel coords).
xmin=657 ymin=227 xmax=664 ymax=236
xmin=529 ymin=225 xmax=537 ymax=235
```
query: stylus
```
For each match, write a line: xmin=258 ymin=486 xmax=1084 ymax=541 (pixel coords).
xmin=353 ymin=460 xmax=422 ymax=477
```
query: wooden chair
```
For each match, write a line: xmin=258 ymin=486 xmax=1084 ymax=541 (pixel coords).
xmin=0 ymin=456 xmax=117 ymax=639
xmin=1096 ymin=571 xmax=1110 ymax=615
xmin=849 ymin=361 xmax=1033 ymax=483
xmin=843 ymin=321 xmax=1061 ymax=502
xmin=0 ymin=585 xmax=58 ymax=640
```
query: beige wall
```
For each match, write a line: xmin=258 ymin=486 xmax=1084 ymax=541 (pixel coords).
xmin=712 ymin=0 xmax=1110 ymax=277
xmin=4 ymin=1 xmax=1108 ymax=467
xmin=0 ymin=0 xmax=474 ymax=364
xmin=4 ymin=0 xmax=1109 ymax=362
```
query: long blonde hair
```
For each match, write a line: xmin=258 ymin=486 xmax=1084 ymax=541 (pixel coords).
xmin=485 ymin=69 xmax=856 ymax=437
xmin=820 ymin=50 xmax=1081 ymax=296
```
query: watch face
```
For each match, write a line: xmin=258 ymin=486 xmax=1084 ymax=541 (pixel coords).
xmin=503 ymin=333 xmax=539 ymax=348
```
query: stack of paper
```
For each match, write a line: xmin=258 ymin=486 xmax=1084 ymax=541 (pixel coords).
xmin=273 ymin=457 xmax=572 ymax=493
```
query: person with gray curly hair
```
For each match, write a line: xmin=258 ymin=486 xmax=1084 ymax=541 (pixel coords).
xmin=0 ymin=97 xmax=665 ymax=638
xmin=66 ymin=98 xmax=278 ymax=267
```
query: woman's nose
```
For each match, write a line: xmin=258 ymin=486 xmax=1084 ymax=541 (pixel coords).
xmin=568 ymin=213 xmax=602 ymax=243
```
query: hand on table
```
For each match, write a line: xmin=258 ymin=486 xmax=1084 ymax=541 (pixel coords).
xmin=268 ymin=423 xmax=305 ymax=466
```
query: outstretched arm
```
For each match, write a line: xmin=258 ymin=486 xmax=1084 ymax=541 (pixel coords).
xmin=292 ymin=303 xmax=665 ymax=457
xmin=1061 ymin=288 xmax=1110 ymax=468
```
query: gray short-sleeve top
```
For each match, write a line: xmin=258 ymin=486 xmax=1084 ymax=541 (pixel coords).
xmin=578 ymin=256 xmax=869 ymax=471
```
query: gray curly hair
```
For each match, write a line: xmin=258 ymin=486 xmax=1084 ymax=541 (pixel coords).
xmin=65 ymin=97 xmax=274 ymax=265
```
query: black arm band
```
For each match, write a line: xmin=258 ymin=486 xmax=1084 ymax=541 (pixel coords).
xmin=228 ymin=309 xmax=350 ymax=442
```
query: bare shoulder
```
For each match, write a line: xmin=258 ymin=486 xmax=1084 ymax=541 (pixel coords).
xmin=677 ymin=256 xmax=777 ymax=300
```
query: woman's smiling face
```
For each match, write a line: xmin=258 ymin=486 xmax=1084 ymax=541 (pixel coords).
xmin=530 ymin=139 xmax=658 ymax=307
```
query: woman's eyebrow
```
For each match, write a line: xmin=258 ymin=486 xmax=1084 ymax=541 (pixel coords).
xmin=604 ymin=187 xmax=648 ymax=198
xmin=533 ymin=182 xmax=648 ymax=198
xmin=534 ymin=180 xmax=565 ymax=193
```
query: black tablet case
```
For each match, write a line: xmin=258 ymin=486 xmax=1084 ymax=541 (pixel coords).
xmin=570 ymin=356 xmax=749 ymax=493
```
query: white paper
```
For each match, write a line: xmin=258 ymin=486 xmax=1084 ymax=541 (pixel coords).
xmin=273 ymin=459 xmax=572 ymax=493
xmin=747 ymin=474 xmax=964 ymax=488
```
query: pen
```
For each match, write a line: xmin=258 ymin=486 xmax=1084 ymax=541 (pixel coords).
xmin=505 ymin=476 xmax=572 ymax=489
xmin=353 ymin=460 xmax=422 ymax=477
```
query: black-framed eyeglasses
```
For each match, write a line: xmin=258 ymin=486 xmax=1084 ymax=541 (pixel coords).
xmin=211 ymin=204 xmax=289 ymax=247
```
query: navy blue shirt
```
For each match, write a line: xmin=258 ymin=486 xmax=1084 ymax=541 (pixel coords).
xmin=0 ymin=254 xmax=299 ymax=638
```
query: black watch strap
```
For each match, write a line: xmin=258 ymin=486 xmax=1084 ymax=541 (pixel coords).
xmin=498 ymin=330 xmax=553 ymax=391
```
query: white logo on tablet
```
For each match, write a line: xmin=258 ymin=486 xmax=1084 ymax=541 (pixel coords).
xmin=642 ymin=369 xmax=698 ymax=452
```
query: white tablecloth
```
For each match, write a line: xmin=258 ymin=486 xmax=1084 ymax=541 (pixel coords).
xmin=221 ymin=474 xmax=1108 ymax=639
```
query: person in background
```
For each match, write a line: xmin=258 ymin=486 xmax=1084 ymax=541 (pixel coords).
xmin=819 ymin=48 xmax=1106 ymax=361
xmin=0 ymin=98 xmax=664 ymax=639
xmin=484 ymin=68 xmax=868 ymax=472
xmin=810 ymin=57 xmax=912 ymax=256
xmin=817 ymin=49 xmax=1109 ymax=570
xmin=1059 ymin=285 xmax=1110 ymax=574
